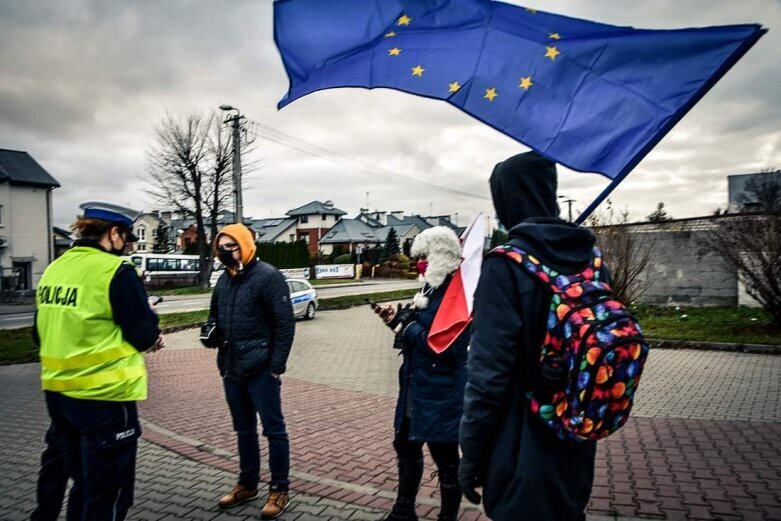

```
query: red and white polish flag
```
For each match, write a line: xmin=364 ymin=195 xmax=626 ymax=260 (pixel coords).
xmin=427 ymin=213 xmax=485 ymax=354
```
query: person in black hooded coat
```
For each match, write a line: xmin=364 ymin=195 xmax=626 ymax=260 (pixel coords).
xmin=458 ymin=151 xmax=598 ymax=521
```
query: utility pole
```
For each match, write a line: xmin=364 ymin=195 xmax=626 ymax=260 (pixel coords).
xmin=559 ymin=195 xmax=575 ymax=222
xmin=220 ymin=105 xmax=246 ymax=224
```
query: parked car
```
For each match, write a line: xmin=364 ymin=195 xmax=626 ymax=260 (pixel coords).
xmin=210 ymin=265 xmax=317 ymax=320
xmin=287 ymin=278 xmax=318 ymax=320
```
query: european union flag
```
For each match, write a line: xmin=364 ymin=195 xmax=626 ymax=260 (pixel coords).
xmin=274 ymin=0 xmax=765 ymax=181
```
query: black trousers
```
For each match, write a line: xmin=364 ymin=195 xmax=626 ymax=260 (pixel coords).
xmin=44 ymin=392 xmax=140 ymax=521
xmin=31 ymin=423 xmax=70 ymax=521
xmin=393 ymin=419 xmax=459 ymax=470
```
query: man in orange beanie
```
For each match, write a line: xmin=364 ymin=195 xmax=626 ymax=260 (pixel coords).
xmin=203 ymin=224 xmax=295 ymax=519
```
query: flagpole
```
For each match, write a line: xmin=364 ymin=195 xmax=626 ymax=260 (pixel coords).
xmin=574 ymin=177 xmax=622 ymax=225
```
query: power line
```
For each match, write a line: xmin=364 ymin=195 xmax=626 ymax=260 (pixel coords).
xmin=252 ymin=123 xmax=491 ymax=203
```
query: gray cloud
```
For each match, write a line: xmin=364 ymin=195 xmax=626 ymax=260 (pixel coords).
xmin=0 ymin=0 xmax=778 ymax=228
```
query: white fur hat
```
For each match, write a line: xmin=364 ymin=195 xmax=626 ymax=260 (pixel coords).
xmin=411 ymin=226 xmax=462 ymax=289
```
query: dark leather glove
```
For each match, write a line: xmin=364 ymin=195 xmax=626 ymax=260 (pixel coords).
xmin=458 ymin=458 xmax=483 ymax=505
xmin=199 ymin=319 xmax=223 ymax=348
xmin=387 ymin=303 xmax=416 ymax=331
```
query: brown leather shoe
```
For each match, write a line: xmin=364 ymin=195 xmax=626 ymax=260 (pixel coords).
xmin=261 ymin=490 xmax=290 ymax=519
xmin=218 ymin=484 xmax=258 ymax=509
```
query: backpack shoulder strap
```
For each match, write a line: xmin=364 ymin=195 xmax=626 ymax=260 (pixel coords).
xmin=489 ymin=244 xmax=561 ymax=293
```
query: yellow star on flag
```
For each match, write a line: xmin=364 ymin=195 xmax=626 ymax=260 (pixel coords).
xmin=484 ymin=88 xmax=498 ymax=102
xmin=525 ymin=8 xmax=537 ymax=13
xmin=411 ymin=65 xmax=425 ymax=77
xmin=519 ymin=76 xmax=533 ymax=91
xmin=398 ymin=15 xmax=412 ymax=26
xmin=389 ymin=48 xmax=402 ymax=56
xmin=385 ymin=32 xmax=397 ymax=38
xmin=548 ymin=33 xmax=561 ymax=40
xmin=545 ymin=46 xmax=561 ymax=60
xmin=448 ymin=81 xmax=461 ymax=93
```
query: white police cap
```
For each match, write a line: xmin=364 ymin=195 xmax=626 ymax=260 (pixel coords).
xmin=79 ymin=201 xmax=141 ymax=241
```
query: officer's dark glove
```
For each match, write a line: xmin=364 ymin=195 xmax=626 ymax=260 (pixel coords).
xmin=458 ymin=458 xmax=483 ymax=505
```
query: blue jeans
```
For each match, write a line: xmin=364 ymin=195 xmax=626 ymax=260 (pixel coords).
xmin=44 ymin=392 xmax=139 ymax=521
xmin=223 ymin=370 xmax=290 ymax=491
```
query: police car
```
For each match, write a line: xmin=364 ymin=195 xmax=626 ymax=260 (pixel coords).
xmin=286 ymin=278 xmax=318 ymax=320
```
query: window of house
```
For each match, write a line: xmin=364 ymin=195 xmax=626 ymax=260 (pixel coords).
xmin=137 ymin=226 xmax=146 ymax=242
xmin=152 ymin=228 xmax=158 ymax=239
xmin=300 ymin=215 xmax=309 ymax=224
xmin=0 ymin=204 xmax=3 ymax=226
xmin=138 ymin=244 xmax=146 ymax=251
xmin=322 ymin=214 xmax=328 ymax=222
xmin=289 ymin=234 xmax=295 ymax=242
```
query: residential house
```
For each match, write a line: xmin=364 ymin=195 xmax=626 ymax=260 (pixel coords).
xmin=286 ymin=200 xmax=347 ymax=255
xmin=0 ymin=149 xmax=60 ymax=290
xmin=318 ymin=218 xmax=382 ymax=256
xmin=357 ymin=210 xmax=464 ymax=255
xmin=52 ymin=226 xmax=72 ymax=258
xmin=251 ymin=217 xmax=298 ymax=243
xmin=169 ymin=210 xmax=253 ymax=252
xmin=131 ymin=211 xmax=168 ymax=253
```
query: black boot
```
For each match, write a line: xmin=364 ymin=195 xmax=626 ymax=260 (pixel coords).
xmin=383 ymin=457 xmax=423 ymax=521
xmin=434 ymin=464 xmax=462 ymax=521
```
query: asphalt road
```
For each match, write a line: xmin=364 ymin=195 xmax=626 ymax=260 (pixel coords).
xmin=0 ymin=280 xmax=420 ymax=329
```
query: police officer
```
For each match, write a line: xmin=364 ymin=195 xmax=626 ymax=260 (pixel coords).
xmin=34 ymin=201 xmax=164 ymax=521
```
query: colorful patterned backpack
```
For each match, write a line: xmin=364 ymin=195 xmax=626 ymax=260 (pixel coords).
xmin=491 ymin=244 xmax=649 ymax=442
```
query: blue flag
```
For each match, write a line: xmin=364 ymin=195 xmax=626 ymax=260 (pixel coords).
xmin=274 ymin=0 xmax=764 ymax=180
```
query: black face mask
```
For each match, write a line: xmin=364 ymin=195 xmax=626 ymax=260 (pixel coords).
xmin=110 ymin=237 xmax=127 ymax=257
xmin=218 ymin=250 xmax=239 ymax=267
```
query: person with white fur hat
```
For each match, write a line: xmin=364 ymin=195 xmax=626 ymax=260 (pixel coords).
xmin=374 ymin=226 xmax=470 ymax=521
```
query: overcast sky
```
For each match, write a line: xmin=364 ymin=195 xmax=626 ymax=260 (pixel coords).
xmin=0 ymin=0 xmax=778 ymax=229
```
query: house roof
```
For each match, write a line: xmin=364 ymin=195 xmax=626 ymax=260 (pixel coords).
xmin=0 ymin=149 xmax=60 ymax=187
xmin=53 ymin=226 xmax=72 ymax=239
xmin=287 ymin=200 xmax=347 ymax=217
xmin=319 ymin=219 xmax=382 ymax=244
xmin=356 ymin=212 xmax=384 ymax=228
xmin=251 ymin=218 xmax=297 ymax=242
xmin=375 ymin=224 xmax=415 ymax=242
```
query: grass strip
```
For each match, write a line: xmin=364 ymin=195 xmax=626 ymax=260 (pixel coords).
xmin=2 ymin=302 xmax=778 ymax=365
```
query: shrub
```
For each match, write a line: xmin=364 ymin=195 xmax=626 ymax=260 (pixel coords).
xmin=333 ymin=253 xmax=353 ymax=264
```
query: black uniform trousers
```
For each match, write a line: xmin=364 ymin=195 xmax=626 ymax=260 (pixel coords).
xmin=44 ymin=391 xmax=140 ymax=521
xmin=31 ymin=423 xmax=70 ymax=521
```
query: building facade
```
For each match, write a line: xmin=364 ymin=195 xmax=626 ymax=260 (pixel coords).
xmin=0 ymin=149 xmax=60 ymax=291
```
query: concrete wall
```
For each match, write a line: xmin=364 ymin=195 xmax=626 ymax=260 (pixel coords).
xmin=630 ymin=223 xmax=737 ymax=307
xmin=0 ymin=183 xmax=53 ymax=288
xmin=599 ymin=218 xmax=739 ymax=307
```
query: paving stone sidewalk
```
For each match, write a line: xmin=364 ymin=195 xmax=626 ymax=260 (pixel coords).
xmin=2 ymin=307 xmax=780 ymax=520
xmin=0 ymin=364 xmax=389 ymax=521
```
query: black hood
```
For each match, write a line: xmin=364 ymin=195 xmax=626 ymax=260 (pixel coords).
xmin=490 ymin=151 xmax=595 ymax=274
xmin=509 ymin=218 xmax=595 ymax=275
xmin=490 ymin=151 xmax=559 ymax=228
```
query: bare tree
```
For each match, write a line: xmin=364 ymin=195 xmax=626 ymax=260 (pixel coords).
xmin=646 ymin=202 xmax=672 ymax=223
xmin=587 ymin=201 xmax=654 ymax=304
xmin=147 ymin=112 xmax=253 ymax=287
xmin=698 ymin=213 xmax=781 ymax=326
xmin=737 ymin=169 xmax=781 ymax=212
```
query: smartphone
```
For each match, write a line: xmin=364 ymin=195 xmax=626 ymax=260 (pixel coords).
xmin=364 ymin=298 xmax=379 ymax=310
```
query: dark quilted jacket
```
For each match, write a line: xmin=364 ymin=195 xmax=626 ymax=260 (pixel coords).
xmin=209 ymin=260 xmax=295 ymax=379
xmin=395 ymin=276 xmax=470 ymax=443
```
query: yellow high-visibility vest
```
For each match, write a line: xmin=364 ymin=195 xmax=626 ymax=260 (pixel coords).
xmin=37 ymin=246 xmax=147 ymax=401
